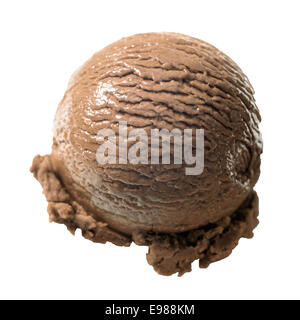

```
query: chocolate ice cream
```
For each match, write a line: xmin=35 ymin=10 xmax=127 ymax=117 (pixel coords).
xmin=31 ymin=32 xmax=262 ymax=276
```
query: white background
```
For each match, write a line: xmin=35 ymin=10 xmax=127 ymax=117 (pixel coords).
xmin=0 ymin=0 xmax=299 ymax=300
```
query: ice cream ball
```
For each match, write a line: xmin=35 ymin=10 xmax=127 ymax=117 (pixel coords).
xmin=31 ymin=32 xmax=262 ymax=275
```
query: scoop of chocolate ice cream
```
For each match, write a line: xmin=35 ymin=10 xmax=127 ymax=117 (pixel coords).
xmin=31 ymin=32 xmax=262 ymax=276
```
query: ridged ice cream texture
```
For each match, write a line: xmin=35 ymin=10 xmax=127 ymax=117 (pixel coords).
xmin=52 ymin=32 xmax=262 ymax=235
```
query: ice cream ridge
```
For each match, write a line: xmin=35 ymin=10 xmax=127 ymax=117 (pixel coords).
xmin=31 ymin=32 xmax=262 ymax=276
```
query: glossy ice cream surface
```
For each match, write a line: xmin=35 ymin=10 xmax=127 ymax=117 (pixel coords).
xmin=31 ymin=33 xmax=262 ymax=276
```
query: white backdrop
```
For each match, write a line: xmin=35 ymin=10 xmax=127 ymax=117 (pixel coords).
xmin=0 ymin=0 xmax=299 ymax=300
